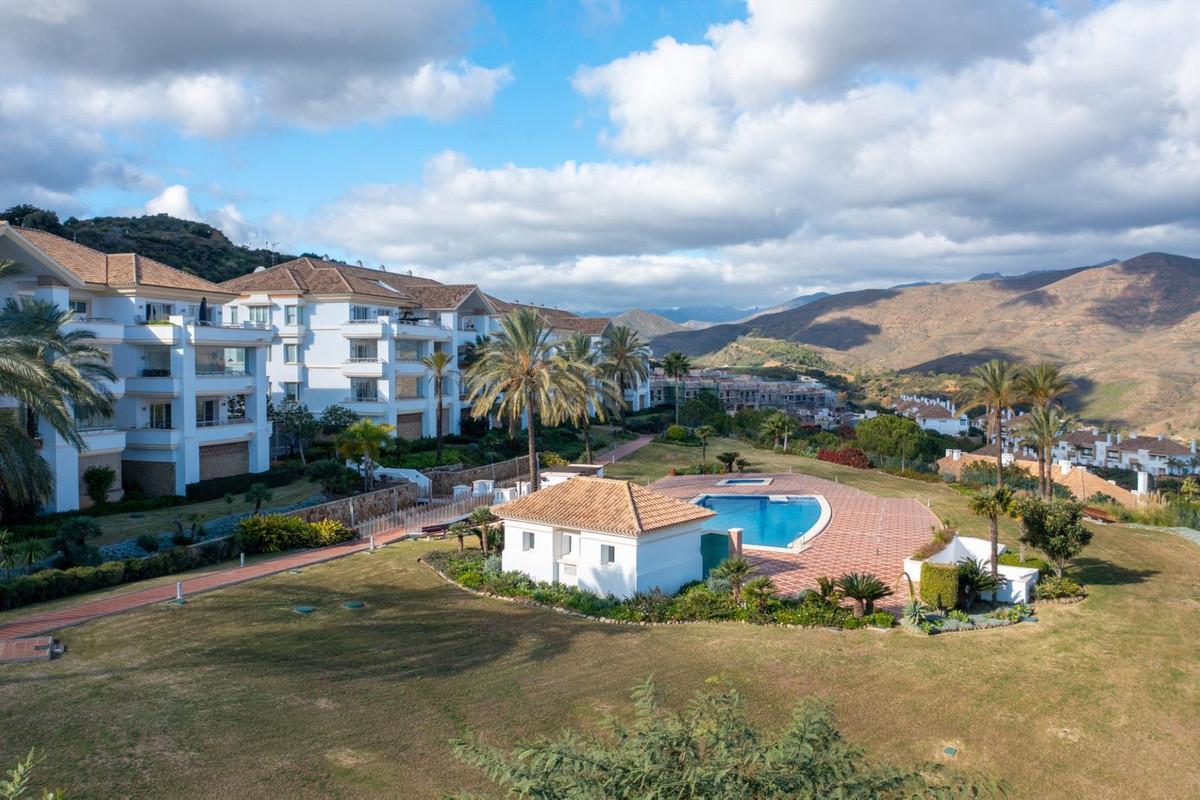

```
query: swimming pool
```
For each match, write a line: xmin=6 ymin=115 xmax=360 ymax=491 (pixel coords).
xmin=694 ymin=494 xmax=830 ymax=550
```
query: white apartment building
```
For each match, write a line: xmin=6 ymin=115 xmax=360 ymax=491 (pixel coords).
xmin=0 ymin=222 xmax=272 ymax=511
xmin=891 ymin=395 xmax=970 ymax=436
xmin=221 ymin=258 xmax=501 ymax=438
xmin=650 ymin=371 xmax=836 ymax=418
xmin=1051 ymin=428 xmax=1198 ymax=477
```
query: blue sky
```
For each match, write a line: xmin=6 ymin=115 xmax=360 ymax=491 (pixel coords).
xmin=3 ymin=0 xmax=1199 ymax=311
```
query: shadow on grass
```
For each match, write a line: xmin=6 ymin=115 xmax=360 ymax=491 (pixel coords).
xmin=1071 ymin=557 xmax=1158 ymax=586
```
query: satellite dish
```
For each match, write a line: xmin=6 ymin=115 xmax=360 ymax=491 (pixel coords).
xmin=253 ymin=266 xmax=267 ymax=273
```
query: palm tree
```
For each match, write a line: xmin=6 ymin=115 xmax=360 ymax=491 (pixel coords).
xmin=715 ymin=451 xmax=739 ymax=473
xmin=448 ymin=520 xmax=471 ymax=553
xmin=464 ymin=309 xmax=585 ymax=491
xmin=710 ymin=556 xmax=753 ymax=601
xmin=421 ymin=350 xmax=456 ymax=465
xmin=469 ymin=506 xmax=500 ymax=556
xmin=741 ymin=575 xmax=777 ymax=613
xmin=695 ymin=425 xmax=713 ymax=466
xmin=1019 ymin=405 xmax=1075 ymax=498
xmin=244 ymin=483 xmax=273 ymax=515
xmin=1017 ymin=362 xmax=1072 ymax=409
xmin=956 ymin=557 xmax=1005 ymax=608
xmin=13 ymin=538 xmax=48 ymax=573
xmin=968 ymin=486 xmax=1014 ymax=579
xmin=0 ymin=275 xmax=115 ymax=513
xmin=560 ymin=332 xmax=623 ymax=464
xmin=834 ymin=572 xmax=893 ymax=617
xmin=336 ymin=418 xmax=396 ymax=492
xmin=660 ymin=352 xmax=691 ymax=425
xmin=599 ymin=325 xmax=649 ymax=430
xmin=0 ymin=529 xmax=15 ymax=578
xmin=958 ymin=359 xmax=1022 ymax=488
xmin=761 ymin=411 xmax=796 ymax=450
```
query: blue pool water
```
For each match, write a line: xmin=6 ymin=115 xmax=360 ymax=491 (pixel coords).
xmin=696 ymin=495 xmax=825 ymax=549
xmin=720 ymin=478 xmax=770 ymax=485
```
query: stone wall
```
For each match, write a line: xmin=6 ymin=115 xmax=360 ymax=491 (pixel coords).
xmin=427 ymin=454 xmax=534 ymax=497
xmin=199 ymin=441 xmax=250 ymax=481
xmin=288 ymin=481 xmax=419 ymax=528
xmin=77 ymin=452 xmax=124 ymax=508
xmin=122 ymin=459 xmax=176 ymax=497
xmin=395 ymin=412 xmax=422 ymax=439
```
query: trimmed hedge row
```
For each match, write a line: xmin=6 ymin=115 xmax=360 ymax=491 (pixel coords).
xmin=232 ymin=514 xmax=356 ymax=554
xmin=0 ymin=542 xmax=234 ymax=611
xmin=185 ymin=464 xmax=305 ymax=502
xmin=919 ymin=562 xmax=960 ymax=610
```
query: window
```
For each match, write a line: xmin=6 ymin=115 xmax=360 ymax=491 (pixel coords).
xmin=284 ymin=344 xmax=299 ymax=364
xmin=196 ymin=398 xmax=218 ymax=427
xmin=349 ymin=340 xmax=377 ymax=361
xmin=195 ymin=347 xmax=247 ymax=375
xmin=228 ymin=306 xmax=238 ymax=324
xmin=75 ymin=405 xmax=114 ymax=430
xmin=395 ymin=375 xmax=422 ymax=399
xmin=283 ymin=382 xmax=300 ymax=402
xmin=349 ymin=305 xmax=372 ymax=322
xmin=522 ymin=531 xmax=535 ymax=551
xmin=69 ymin=300 xmax=88 ymax=317
xmin=144 ymin=302 xmax=173 ymax=321
xmin=601 ymin=544 xmax=616 ymax=565
xmin=350 ymin=378 xmax=378 ymax=401
xmin=247 ymin=305 xmax=269 ymax=324
xmin=561 ymin=534 xmax=573 ymax=555
xmin=142 ymin=347 xmax=171 ymax=377
xmin=284 ymin=305 xmax=302 ymax=325
xmin=149 ymin=403 xmax=173 ymax=429
xmin=395 ymin=341 xmax=422 ymax=361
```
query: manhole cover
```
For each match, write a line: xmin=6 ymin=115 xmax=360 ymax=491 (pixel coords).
xmin=293 ymin=605 xmax=316 ymax=614
xmin=343 ymin=601 xmax=365 ymax=609
xmin=288 ymin=569 xmax=303 ymax=575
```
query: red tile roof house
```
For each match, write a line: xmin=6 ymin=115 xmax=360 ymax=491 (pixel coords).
xmin=890 ymin=395 xmax=970 ymax=436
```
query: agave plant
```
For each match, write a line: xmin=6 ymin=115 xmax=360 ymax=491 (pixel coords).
xmin=956 ymin=557 xmax=1006 ymax=609
xmin=834 ymin=572 xmax=893 ymax=617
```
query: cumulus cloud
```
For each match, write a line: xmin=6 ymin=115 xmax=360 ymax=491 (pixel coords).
xmin=313 ymin=0 xmax=1200 ymax=310
xmin=145 ymin=185 xmax=201 ymax=221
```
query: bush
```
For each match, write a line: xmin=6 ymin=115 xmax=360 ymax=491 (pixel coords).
xmin=82 ymin=465 xmax=117 ymax=506
xmin=997 ymin=552 xmax=1052 ymax=575
xmin=540 ymin=452 xmax=569 ymax=467
xmin=1035 ymin=576 xmax=1086 ymax=600
xmin=865 ymin=610 xmax=896 ymax=628
xmin=307 ymin=459 xmax=358 ymax=495
xmin=911 ymin=527 xmax=953 ymax=560
xmin=185 ymin=464 xmax=302 ymax=502
xmin=233 ymin=514 xmax=356 ymax=554
xmin=816 ymin=447 xmax=871 ymax=469
xmin=663 ymin=424 xmax=690 ymax=443
xmin=919 ymin=562 xmax=960 ymax=610
xmin=135 ymin=533 xmax=161 ymax=552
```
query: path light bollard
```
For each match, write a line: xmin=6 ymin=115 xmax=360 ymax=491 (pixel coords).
xmin=240 ymin=552 xmax=245 ymax=568
xmin=728 ymin=527 xmax=744 ymax=558
xmin=370 ymin=534 xmax=376 ymax=553
xmin=175 ymin=581 xmax=184 ymax=602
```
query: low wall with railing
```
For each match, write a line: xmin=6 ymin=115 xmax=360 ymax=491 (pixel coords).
xmin=288 ymin=482 xmax=419 ymax=528
xmin=426 ymin=454 xmax=536 ymax=497
xmin=354 ymin=494 xmax=494 ymax=540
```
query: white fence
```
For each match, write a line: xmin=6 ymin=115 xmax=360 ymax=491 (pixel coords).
xmin=354 ymin=493 xmax=494 ymax=540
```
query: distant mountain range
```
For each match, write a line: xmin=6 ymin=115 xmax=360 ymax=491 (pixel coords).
xmin=650 ymin=253 xmax=1200 ymax=434
xmin=599 ymin=292 xmax=833 ymax=335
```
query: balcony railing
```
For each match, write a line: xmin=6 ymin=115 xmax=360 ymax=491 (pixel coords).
xmin=196 ymin=417 xmax=248 ymax=428
xmin=196 ymin=368 xmax=249 ymax=376
xmin=141 ymin=368 xmax=171 ymax=378
xmin=133 ymin=422 xmax=175 ymax=430
xmin=345 ymin=356 xmax=381 ymax=363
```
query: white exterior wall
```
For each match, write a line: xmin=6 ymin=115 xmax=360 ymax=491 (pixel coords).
xmin=0 ymin=232 xmax=271 ymax=511
xmin=917 ymin=415 xmax=970 ymax=436
xmin=500 ymin=521 xmax=558 ymax=584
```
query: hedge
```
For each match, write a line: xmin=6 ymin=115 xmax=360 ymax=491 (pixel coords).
xmin=232 ymin=514 xmax=355 ymax=554
xmin=998 ymin=552 xmax=1052 ymax=575
xmin=0 ymin=543 xmax=234 ymax=611
xmin=817 ymin=447 xmax=872 ymax=469
xmin=920 ymin=562 xmax=960 ymax=610
xmin=185 ymin=464 xmax=304 ymax=502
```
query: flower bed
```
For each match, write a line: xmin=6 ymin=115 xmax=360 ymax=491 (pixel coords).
xmin=900 ymin=601 xmax=1036 ymax=635
xmin=423 ymin=551 xmax=896 ymax=630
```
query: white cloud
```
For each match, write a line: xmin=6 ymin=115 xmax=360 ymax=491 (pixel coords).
xmin=145 ymin=185 xmax=201 ymax=221
xmin=310 ymin=0 xmax=1200 ymax=311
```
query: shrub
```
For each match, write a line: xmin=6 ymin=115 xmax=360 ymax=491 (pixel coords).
xmin=135 ymin=533 xmax=161 ymax=552
xmin=540 ymin=451 xmax=569 ymax=467
xmin=82 ymin=465 xmax=117 ymax=506
xmin=662 ymin=424 xmax=690 ymax=443
xmin=919 ymin=562 xmax=960 ymax=610
xmin=310 ymin=518 xmax=354 ymax=546
xmin=307 ymin=459 xmax=358 ymax=495
xmin=232 ymin=514 xmax=354 ymax=554
xmin=911 ymin=527 xmax=953 ymax=560
xmin=185 ymin=464 xmax=302 ymax=502
xmin=997 ymin=552 xmax=1052 ymax=575
xmin=947 ymin=609 xmax=972 ymax=624
xmin=865 ymin=610 xmax=896 ymax=628
xmin=816 ymin=447 xmax=871 ymax=469
xmin=1035 ymin=576 xmax=1086 ymax=600
xmin=671 ymin=585 xmax=740 ymax=621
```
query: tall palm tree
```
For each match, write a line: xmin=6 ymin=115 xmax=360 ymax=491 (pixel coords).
xmin=560 ymin=332 xmax=623 ymax=464
xmin=695 ymin=424 xmax=713 ymax=466
xmin=599 ymin=325 xmax=649 ymax=429
xmin=0 ymin=271 xmax=115 ymax=514
xmin=761 ymin=411 xmax=795 ymax=450
xmin=1017 ymin=362 xmax=1072 ymax=409
xmin=660 ymin=351 xmax=691 ymax=425
xmin=421 ymin=350 xmax=456 ymax=465
xmin=464 ymin=309 xmax=585 ymax=491
xmin=336 ymin=418 xmax=396 ymax=492
xmin=957 ymin=359 xmax=1022 ymax=488
xmin=968 ymin=486 xmax=1014 ymax=580
xmin=1020 ymin=405 xmax=1075 ymax=498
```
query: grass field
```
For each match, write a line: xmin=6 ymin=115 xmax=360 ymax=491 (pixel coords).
xmin=1 ymin=449 xmax=1198 ymax=798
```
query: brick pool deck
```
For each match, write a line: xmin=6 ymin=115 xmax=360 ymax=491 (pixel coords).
xmin=651 ymin=473 xmax=940 ymax=605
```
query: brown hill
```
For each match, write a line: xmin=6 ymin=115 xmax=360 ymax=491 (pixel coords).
xmin=651 ymin=253 xmax=1200 ymax=433
xmin=612 ymin=309 xmax=688 ymax=339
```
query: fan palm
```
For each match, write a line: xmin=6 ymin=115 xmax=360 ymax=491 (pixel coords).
xmin=956 ymin=557 xmax=1006 ymax=609
xmin=968 ymin=486 xmax=1014 ymax=579
xmin=710 ymin=556 xmax=753 ymax=601
xmin=464 ymin=309 xmax=585 ymax=491
xmin=761 ymin=411 xmax=796 ymax=450
xmin=0 ymin=270 xmax=115 ymax=513
xmin=1019 ymin=404 xmax=1075 ymax=498
xmin=1017 ymin=362 xmax=1072 ymax=408
xmin=559 ymin=332 xmax=624 ymax=464
xmin=599 ymin=325 xmax=649 ymax=429
xmin=336 ymin=418 xmax=396 ymax=492
xmin=957 ymin=359 xmax=1022 ymax=487
xmin=741 ymin=575 xmax=777 ymax=613
xmin=660 ymin=351 xmax=691 ymax=425
xmin=421 ymin=350 xmax=456 ymax=465
xmin=834 ymin=572 xmax=893 ymax=617
xmin=469 ymin=506 xmax=500 ymax=556
xmin=244 ymin=483 xmax=273 ymax=515
xmin=695 ymin=425 xmax=713 ymax=465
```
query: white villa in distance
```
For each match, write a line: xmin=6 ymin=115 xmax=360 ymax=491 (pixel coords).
xmin=891 ymin=395 xmax=970 ymax=436
xmin=0 ymin=222 xmax=272 ymax=511
xmin=495 ymin=477 xmax=716 ymax=599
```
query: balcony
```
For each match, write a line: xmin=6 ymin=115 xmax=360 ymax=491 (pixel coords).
xmin=342 ymin=358 xmax=384 ymax=378
xmin=125 ymin=426 xmax=183 ymax=449
xmin=340 ymin=396 xmax=387 ymax=416
xmin=63 ymin=317 xmax=125 ymax=343
xmin=196 ymin=419 xmax=257 ymax=443
xmin=124 ymin=322 xmax=179 ymax=345
xmin=125 ymin=374 xmax=182 ymax=396
xmin=78 ymin=427 xmax=127 ymax=453
xmin=190 ymin=321 xmax=272 ymax=346
xmin=395 ymin=396 xmax=427 ymax=413
xmin=341 ymin=318 xmax=387 ymax=338
xmin=195 ymin=372 xmax=256 ymax=395
xmin=392 ymin=318 xmax=451 ymax=340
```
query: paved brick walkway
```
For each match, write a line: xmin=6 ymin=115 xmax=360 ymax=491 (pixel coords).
xmin=651 ymin=473 xmax=939 ymax=609
xmin=599 ymin=433 xmax=654 ymax=463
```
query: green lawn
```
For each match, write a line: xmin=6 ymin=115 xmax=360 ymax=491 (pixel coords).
xmin=87 ymin=478 xmax=323 ymax=546
xmin=1 ymin=458 xmax=1198 ymax=798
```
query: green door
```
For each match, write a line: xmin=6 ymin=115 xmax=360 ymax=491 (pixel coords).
xmin=700 ymin=532 xmax=731 ymax=578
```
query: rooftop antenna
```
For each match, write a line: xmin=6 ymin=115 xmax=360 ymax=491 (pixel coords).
xmin=264 ymin=241 xmax=278 ymax=266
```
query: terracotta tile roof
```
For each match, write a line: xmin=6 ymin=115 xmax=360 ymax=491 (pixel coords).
xmin=494 ymin=477 xmax=716 ymax=537
xmin=221 ymin=257 xmax=428 ymax=303
xmin=1058 ymin=429 xmax=1102 ymax=449
xmin=9 ymin=225 xmax=230 ymax=294
xmin=404 ymin=284 xmax=479 ymax=310
xmin=485 ymin=295 xmax=611 ymax=335
xmin=1110 ymin=435 xmax=1193 ymax=457
xmin=892 ymin=398 xmax=956 ymax=420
